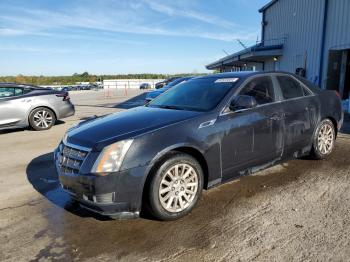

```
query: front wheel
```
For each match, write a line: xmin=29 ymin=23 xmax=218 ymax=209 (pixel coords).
xmin=310 ymin=119 xmax=335 ymax=159
xmin=148 ymin=153 xmax=204 ymax=221
xmin=29 ymin=107 xmax=56 ymax=131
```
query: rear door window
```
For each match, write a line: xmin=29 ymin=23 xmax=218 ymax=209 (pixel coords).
xmin=239 ymin=76 xmax=275 ymax=105
xmin=276 ymin=76 xmax=305 ymax=100
xmin=0 ymin=87 xmax=24 ymax=97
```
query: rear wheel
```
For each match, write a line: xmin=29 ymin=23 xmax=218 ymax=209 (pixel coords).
xmin=29 ymin=107 xmax=56 ymax=131
xmin=310 ymin=119 xmax=335 ymax=159
xmin=148 ymin=153 xmax=203 ymax=221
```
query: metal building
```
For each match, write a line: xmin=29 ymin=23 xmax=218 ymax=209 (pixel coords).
xmin=206 ymin=0 xmax=350 ymax=100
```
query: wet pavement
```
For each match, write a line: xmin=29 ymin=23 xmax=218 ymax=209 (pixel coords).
xmin=1 ymin=90 xmax=350 ymax=261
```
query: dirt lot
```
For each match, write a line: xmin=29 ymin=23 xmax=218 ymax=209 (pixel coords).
xmin=0 ymin=90 xmax=350 ymax=262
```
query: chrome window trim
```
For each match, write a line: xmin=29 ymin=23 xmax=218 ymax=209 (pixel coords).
xmin=219 ymin=93 xmax=317 ymax=117
xmin=273 ymin=73 xmax=314 ymax=98
xmin=219 ymin=74 xmax=278 ymax=116
xmin=219 ymin=73 xmax=317 ymax=117
xmin=288 ymin=75 xmax=314 ymax=96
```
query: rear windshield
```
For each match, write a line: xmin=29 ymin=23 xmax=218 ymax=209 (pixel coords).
xmin=148 ymin=77 xmax=239 ymax=112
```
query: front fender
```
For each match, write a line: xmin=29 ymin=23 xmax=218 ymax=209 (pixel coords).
xmin=147 ymin=142 xmax=205 ymax=168
xmin=122 ymin=117 xmax=222 ymax=191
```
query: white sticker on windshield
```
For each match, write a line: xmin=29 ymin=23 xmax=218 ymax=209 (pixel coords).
xmin=215 ymin=78 xmax=239 ymax=83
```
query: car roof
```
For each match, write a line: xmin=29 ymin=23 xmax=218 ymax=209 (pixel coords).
xmin=0 ymin=82 xmax=50 ymax=90
xmin=175 ymin=76 xmax=193 ymax=81
xmin=195 ymin=71 xmax=297 ymax=81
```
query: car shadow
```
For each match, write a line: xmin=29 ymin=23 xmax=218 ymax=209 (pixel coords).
xmin=0 ymin=127 xmax=27 ymax=134
xmin=79 ymin=115 xmax=100 ymax=121
xmin=55 ymin=120 xmax=66 ymax=125
xmin=0 ymin=120 xmax=66 ymax=135
xmin=26 ymin=152 xmax=110 ymax=221
xmin=112 ymin=93 xmax=147 ymax=109
xmin=75 ymin=93 xmax=147 ymax=110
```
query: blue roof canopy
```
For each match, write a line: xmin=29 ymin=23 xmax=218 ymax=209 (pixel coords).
xmin=258 ymin=0 xmax=278 ymax=13
xmin=206 ymin=42 xmax=284 ymax=70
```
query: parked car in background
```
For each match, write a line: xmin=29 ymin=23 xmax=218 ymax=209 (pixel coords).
xmin=54 ymin=71 xmax=342 ymax=220
xmin=140 ymin=83 xmax=152 ymax=90
xmin=145 ymin=77 xmax=193 ymax=102
xmin=155 ymin=77 xmax=181 ymax=89
xmin=0 ymin=83 xmax=75 ymax=131
xmin=61 ymin=86 xmax=72 ymax=92
xmin=81 ymin=85 xmax=92 ymax=90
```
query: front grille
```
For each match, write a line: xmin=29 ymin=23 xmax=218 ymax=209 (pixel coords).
xmin=57 ymin=143 xmax=89 ymax=174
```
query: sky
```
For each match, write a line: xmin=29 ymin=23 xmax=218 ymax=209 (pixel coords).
xmin=0 ymin=0 xmax=269 ymax=76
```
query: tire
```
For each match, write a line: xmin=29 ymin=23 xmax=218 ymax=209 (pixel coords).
xmin=148 ymin=153 xmax=204 ymax=221
xmin=310 ymin=119 xmax=335 ymax=159
xmin=29 ymin=107 xmax=56 ymax=131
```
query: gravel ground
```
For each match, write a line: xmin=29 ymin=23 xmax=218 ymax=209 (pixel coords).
xmin=0 ymin=90 xmax=349 ymax=262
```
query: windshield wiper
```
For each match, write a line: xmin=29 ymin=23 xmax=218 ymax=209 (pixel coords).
xmin=157 ymin=105 xmax=185 ymax=110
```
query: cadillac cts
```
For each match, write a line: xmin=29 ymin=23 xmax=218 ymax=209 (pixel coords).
xmin=54 ymin=72 xmax=343 ymax=220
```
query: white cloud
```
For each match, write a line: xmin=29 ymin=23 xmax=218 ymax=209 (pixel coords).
xmin=0 ymin=1 xmax=258 ymax=42
xmin=142 ymin=0 xmax=237 ymax=29
xmin=0 ymin=45 xmax=72 ymax=54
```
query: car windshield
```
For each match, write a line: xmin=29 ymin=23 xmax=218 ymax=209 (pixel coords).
xmin=148 ymin=77 xmax=239 ymax=112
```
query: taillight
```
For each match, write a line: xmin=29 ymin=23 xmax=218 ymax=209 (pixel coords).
xmin=56 ymin=92 xmax=70 ymax=101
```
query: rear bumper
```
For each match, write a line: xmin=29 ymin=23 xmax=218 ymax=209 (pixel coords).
xmin=57 ymin=103 xmax=75 ymax=119
xmin=54 ymin=148 xmax=148 ymax=218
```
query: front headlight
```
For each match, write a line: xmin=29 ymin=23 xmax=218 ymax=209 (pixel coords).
xmin=62 ymin=132 xmax=68 ymax=144
xmin=62 ymin=123 xmax=78 ymax=144
xmin=92 ymin=139 xmax=133 ymax=174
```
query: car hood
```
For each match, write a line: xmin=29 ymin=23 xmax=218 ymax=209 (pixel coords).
xmin=67 ymin=106 xmax=201 ymax=149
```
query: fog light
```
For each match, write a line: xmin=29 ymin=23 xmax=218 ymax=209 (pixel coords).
xmin=93 ymin=192 xmax=115 ymax=204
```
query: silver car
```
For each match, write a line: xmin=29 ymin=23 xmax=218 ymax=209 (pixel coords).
xmin=0 ymin=83 xmax=75 ymax=131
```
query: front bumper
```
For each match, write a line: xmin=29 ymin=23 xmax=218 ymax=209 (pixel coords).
xmin=54 ymin=147 xmax=148 ymax=219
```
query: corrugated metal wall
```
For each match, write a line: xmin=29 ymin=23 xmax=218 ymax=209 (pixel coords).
xmin=263 ymin=0 xmax=350 ymax=88
xmin=322 ymin=0 xmax=350 ymax=87
xmin=263 ymin=0 xmax=325 ymax=84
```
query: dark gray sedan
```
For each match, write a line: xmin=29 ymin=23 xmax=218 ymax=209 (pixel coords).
xmin=0 ymin=83 xmax=75 ymax=131
xmin=55 ymin=71 xmax=342 ymax=220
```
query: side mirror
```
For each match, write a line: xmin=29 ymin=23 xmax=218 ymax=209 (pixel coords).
xmin=229 ymin=95 xmax=257 ymax=112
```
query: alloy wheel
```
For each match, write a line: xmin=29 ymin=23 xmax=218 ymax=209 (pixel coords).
xmin=159 ymin=163 xmax=199 ymax=213
xmin=317 ymin=122 xmax=334 ymax=155
xmin=33 ymin=110 xmax=53 ymax=128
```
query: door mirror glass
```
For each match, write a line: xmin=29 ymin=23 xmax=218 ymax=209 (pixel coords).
xmin=229 ymin=95 xmax=257 ymax=111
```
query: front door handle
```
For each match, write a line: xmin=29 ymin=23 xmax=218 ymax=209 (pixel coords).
xmin=20 ymin=98 xmax=32 ymax=103
xmin=270 ymin=115 xmax=282 ymax=121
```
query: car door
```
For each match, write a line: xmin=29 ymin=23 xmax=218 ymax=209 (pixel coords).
xmin=218 ymin=75 xmax=284 ymax=180
xmin=274 ymin=75 xmax=315 ymax=153
xmin=0 ymin=87 xmax=32 ymax=127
